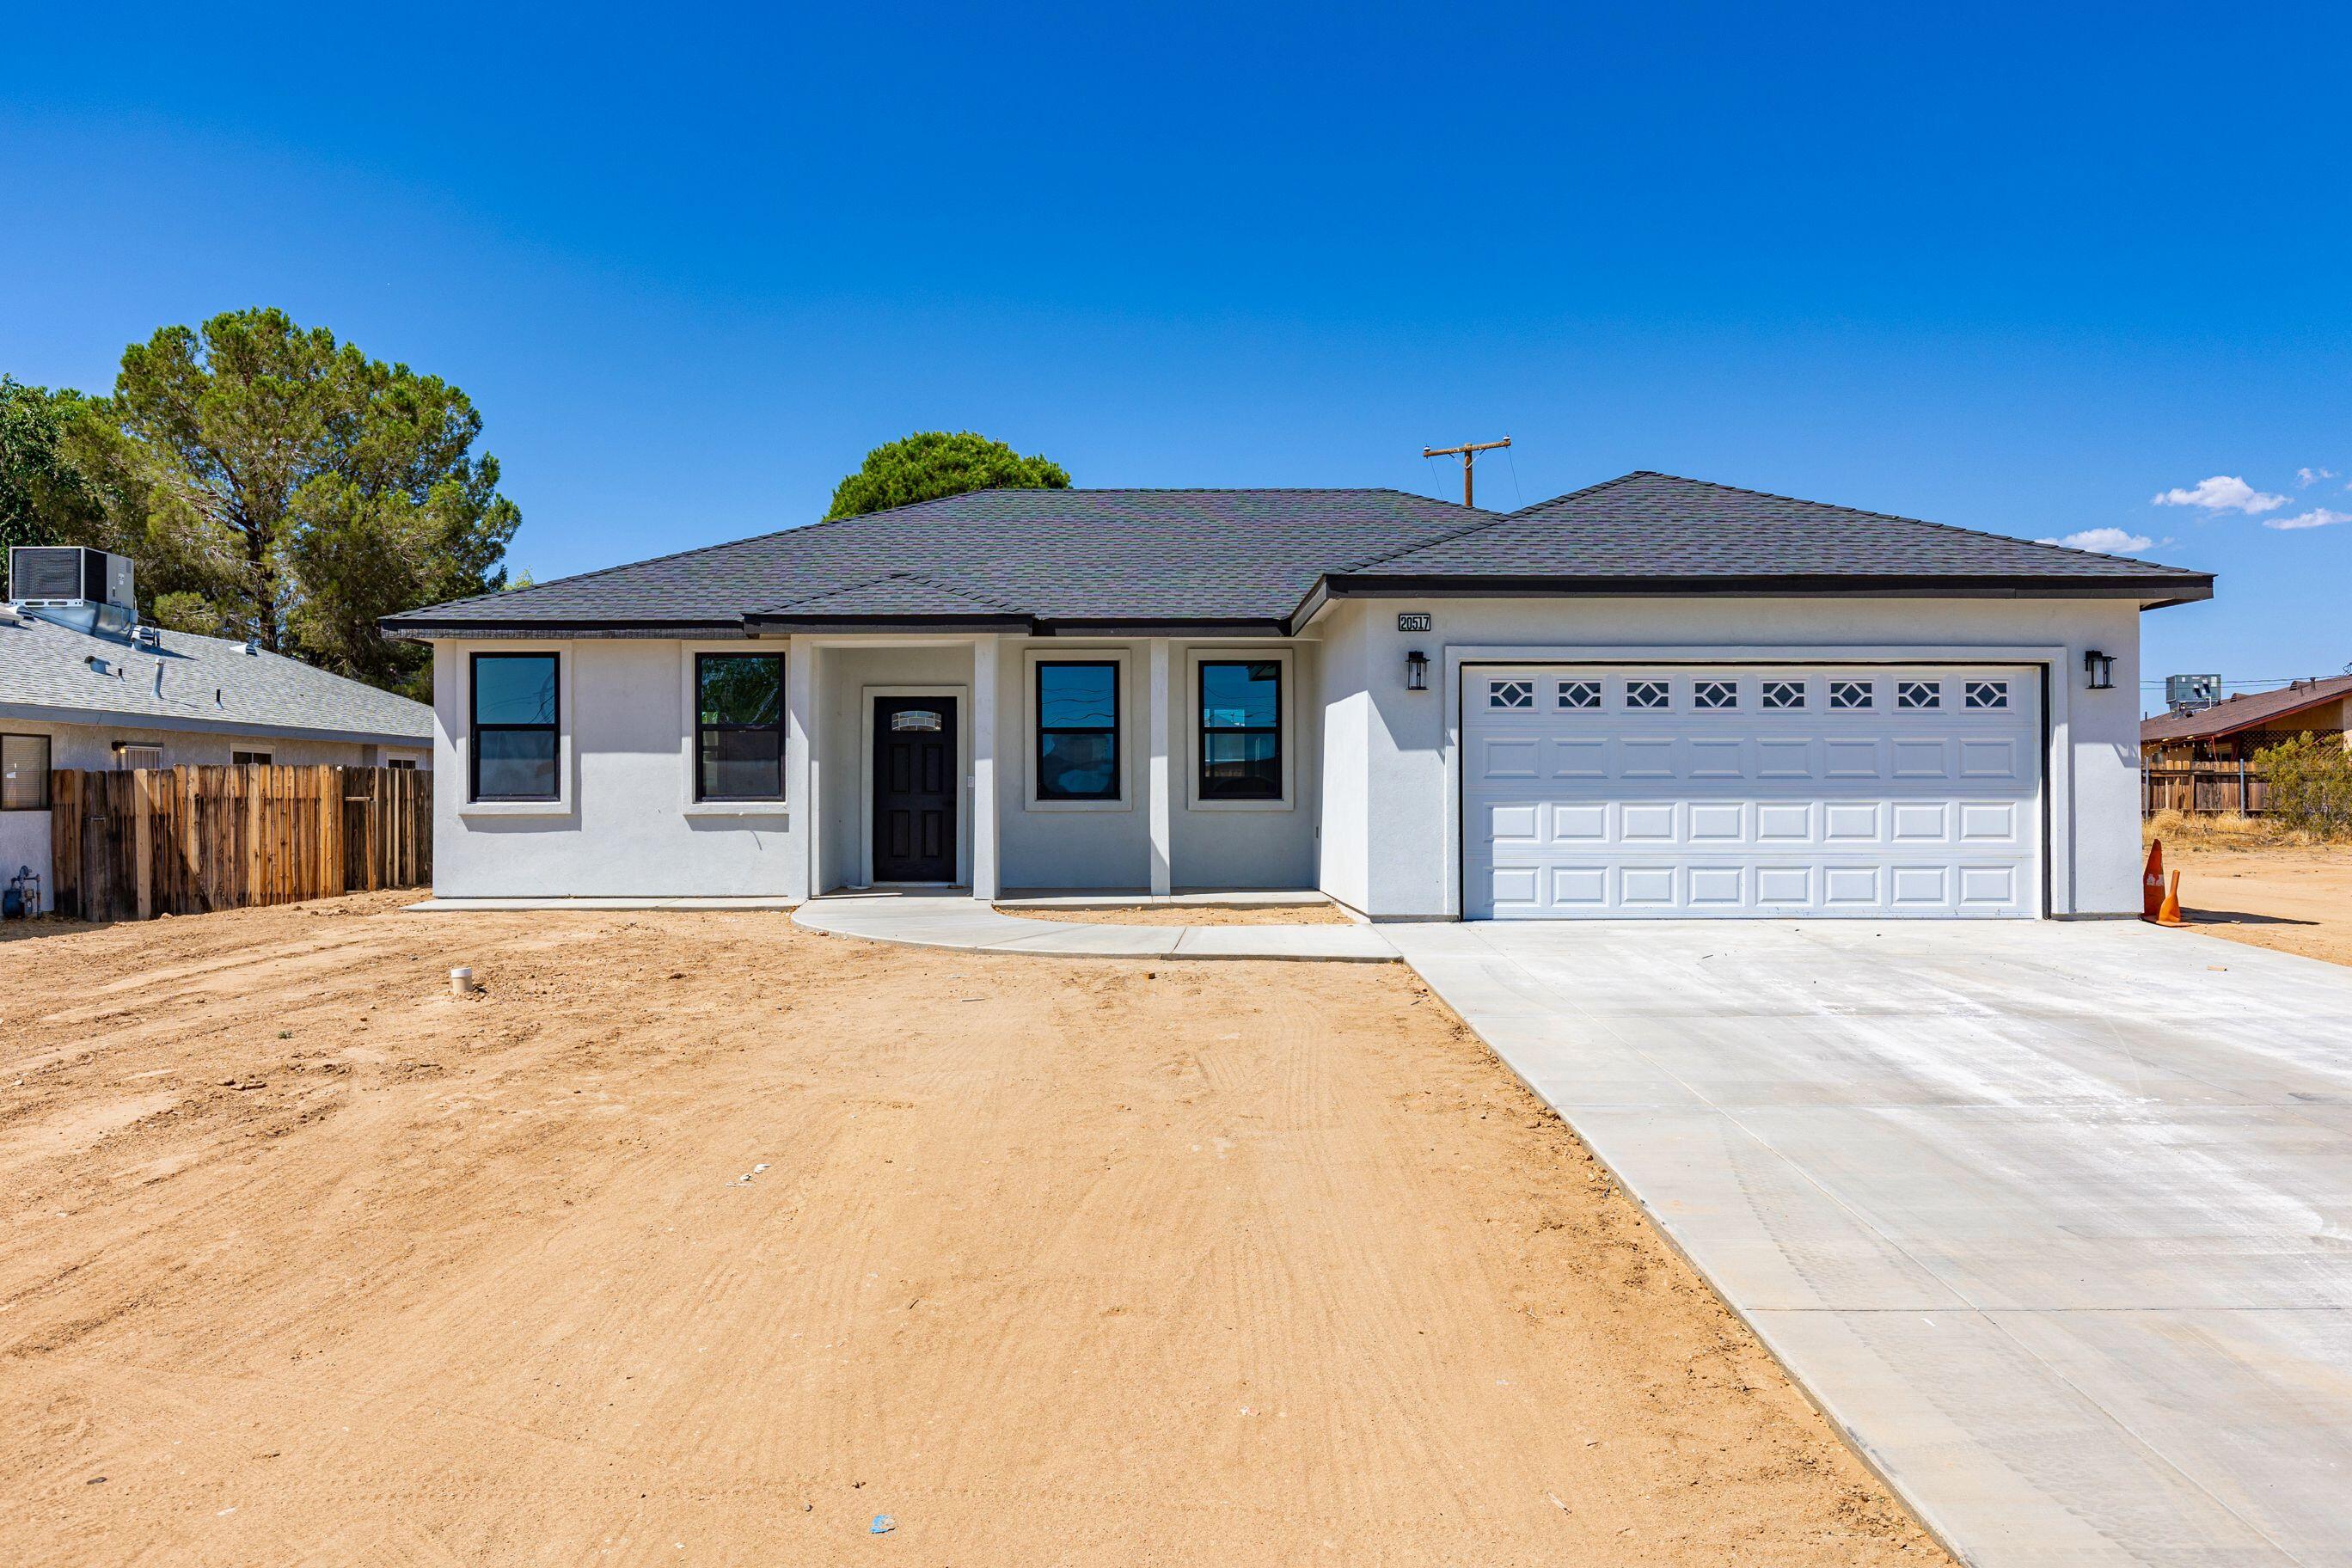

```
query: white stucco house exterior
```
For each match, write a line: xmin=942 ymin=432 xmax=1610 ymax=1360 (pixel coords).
xmin=3 ymin=546 xmax=433 ymax=910
xmin=383 ymin=473 xmax=2210 ymax=920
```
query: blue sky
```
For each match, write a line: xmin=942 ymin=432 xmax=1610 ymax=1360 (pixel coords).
xmin=4 ymin=3 xmax=2346 ymax=711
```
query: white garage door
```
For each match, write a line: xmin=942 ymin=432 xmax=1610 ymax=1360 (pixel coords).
xmin=1462 ymin=665 xmax=2042 ymax=919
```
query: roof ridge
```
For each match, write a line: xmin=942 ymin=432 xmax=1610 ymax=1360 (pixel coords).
xmin=1338 ymin=471 xmax=1643 ymax=573
xmin=894 ymin=567 xmax=1029 ymax=616
xmin=756 ymin=566 xmax=1029 ymax=618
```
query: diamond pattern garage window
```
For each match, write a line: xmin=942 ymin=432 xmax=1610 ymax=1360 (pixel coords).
xmin=1898 ymin=679 xmax=1941 ymax=710
xmin=1557 ymin=680 xmax=1600 ymax=710
xmin=1488 ymin=679 xmax=1534 ymax=710
xmin=1762 ymin=679 xmax=1806 ymax=709
xmin=1695 ymin=679 xmax=1737 ymax=709
xmin=1966 ymin=679 xmax=2012 ymax=710
xmin=1626 ymin=680 xmax=1669 ymax=710
xmin=1830 ymin=679 xmax=1872 ymax=710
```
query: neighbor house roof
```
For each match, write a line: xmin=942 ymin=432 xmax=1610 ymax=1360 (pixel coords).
xmin=383 ymin=473 xmax=2213 ymax=639
xmin=0 ymin=608 xmax=433 ymax=746
xmin=2140 ymin=674 xmax=2352 ymax=745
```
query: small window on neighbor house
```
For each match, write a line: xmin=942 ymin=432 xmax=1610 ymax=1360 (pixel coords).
xmin=695 ymin=652 xmax=785 ymax=800
xmin=388 ymin=757 xmax=419 ymax=771
xmin=471 ymin=652 xmax=560 ymax=801
xmin=1487 ymin=679 xmax=1534 ymax=710
xmin=1965 ymin=679 xmax=2012 ymax=710
xmin=1036 ymin=661 xmax=1120 ymax=801
xmin=1198 ymin=660 xmax=1282 ymax=800
xmin=1898 ymin=679 xmax=1942 ymax=710
xmin=1695 ymin=679 xmax=1738 ymax=710
xmin=1 ymin=734 xmax=50 ymax=811
xmin=1626 ymin=680 xmax=1669 ymax=710
xmin=1830 ymin=679 xmax=1873 ymax=710
xmin=115 ymin=744 xmax=163 ymax=771
xmin=1762 ymin=679 xmax=1807 ymax=710
xmin=1557 ymin=679 xmax=1601 ymax=709
xmin=231 ymin=750 xmax=273 ymax=766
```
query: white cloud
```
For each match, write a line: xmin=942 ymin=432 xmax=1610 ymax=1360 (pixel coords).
xmin=2297 ymin=466 xmax=2337 ymax=487
xmin=2038 ymin=527 xmax=2153 ymax=554
xmin=2151 ymin=475 xmax=2288 ymax=514
xmin=2264 ymin=507 xmax=2352 ymax=531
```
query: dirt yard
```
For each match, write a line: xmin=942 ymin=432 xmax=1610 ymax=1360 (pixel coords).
xmin=0 ymin=894 xmax=1940 ymax=1566
xmin=999 ymin=902 xmax=1355 ymax=926
xmin=2165 ymin=843 xmax=2352 ymax=966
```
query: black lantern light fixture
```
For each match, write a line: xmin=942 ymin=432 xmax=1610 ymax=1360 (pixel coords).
xmin=1406 ymin=649 xmax=1430 ymax=691
xmin=2084 ymin=650 xmax=2115 ymax=690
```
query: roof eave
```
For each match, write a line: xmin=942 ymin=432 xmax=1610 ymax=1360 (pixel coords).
xmin=381 ymin=617 xmax=753 ymax=642
xmin=1312 ymin=571 xmax=2215 ymax=603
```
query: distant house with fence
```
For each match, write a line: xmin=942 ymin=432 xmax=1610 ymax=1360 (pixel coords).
xmin=3 ymin=546 xmax=432 ymax=911
xmin=2141 ymin=674 xmax=2352 ymax=815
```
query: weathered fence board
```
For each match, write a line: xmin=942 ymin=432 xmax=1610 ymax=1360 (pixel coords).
xmin=46 ymin=764 xmax=431 ymax=920
xmin=2142 ymin=765 xmax=2269 ymax=818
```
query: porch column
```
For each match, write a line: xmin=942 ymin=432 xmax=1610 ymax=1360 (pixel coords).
xmin=785 ymin=637 xmax=816 ymax=900
xmin=1148 ymin=638 xmax=1172 ymax=895
xmin=971 ymin=634 xmax=1000 ymax=898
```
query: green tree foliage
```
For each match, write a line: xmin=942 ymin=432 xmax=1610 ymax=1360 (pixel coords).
xmin=825 ymin=430 xmax=1069 ymax=520
xmin=2254 ymin=732 xmax=2352 ymax=837
xmin=90 ymin=308 xmax=519 ymax=698
xmin=0 ymin=377 xmax=111 ymax=553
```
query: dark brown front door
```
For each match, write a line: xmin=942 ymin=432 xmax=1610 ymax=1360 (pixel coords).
xmin=873 ymin=696 xmax=957 ymax=883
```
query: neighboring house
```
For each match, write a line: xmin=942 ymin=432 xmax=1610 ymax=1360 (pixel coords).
xmin=3 ymin=546 xmax=433 ymax=911
xmin=2140 ymin=674 xmax=2352 ymax=768
xmin=2139 ymin=674 xmax=2352 ymax=817
xmin=383 ymin=472 xmax=2210 ymax=920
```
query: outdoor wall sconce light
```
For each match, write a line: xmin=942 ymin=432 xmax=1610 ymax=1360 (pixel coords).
xmin=2084 ymin=650 xmax=2115 ymax=690
xmin=1406 ymin=649 xmax=1430 ymax=691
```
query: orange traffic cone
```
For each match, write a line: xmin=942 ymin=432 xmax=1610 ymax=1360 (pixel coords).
xmin=2141 ymin=839 xmax=2165 ymax=921
xmin=2151 ymin=869 xmax=2188 ymax=928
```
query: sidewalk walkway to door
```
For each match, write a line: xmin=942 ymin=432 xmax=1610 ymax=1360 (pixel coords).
xmin=791 ymin=890 xmax=1398 ymax=961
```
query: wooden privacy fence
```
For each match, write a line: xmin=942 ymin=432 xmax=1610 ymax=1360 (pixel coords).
xmin=2142 ymin=764 xmax=2269 ymax=817
xmin=48 ymin=765 xmax=431 ymax=922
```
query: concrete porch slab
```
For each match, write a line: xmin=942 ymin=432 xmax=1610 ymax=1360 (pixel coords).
xmin=791 ymin=891 xmax=1396 ymax=962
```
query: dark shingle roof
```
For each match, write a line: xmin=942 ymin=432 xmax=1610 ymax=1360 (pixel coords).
xmin=389 ymin=489 xmax=1492 ymax=634
xmin=385 ymin=475 xmax=2211 ymax=637
xmin=1346 ymin=472 xmax=2214 ymax=592
xmin=2140 ymin=674 xmax=2352 ymax=744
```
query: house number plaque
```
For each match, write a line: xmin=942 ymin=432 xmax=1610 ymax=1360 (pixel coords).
xmin=1396 ymin=613 xmax=1432 ymax=633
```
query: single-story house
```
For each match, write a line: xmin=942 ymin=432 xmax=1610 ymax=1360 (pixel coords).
xmin=383 ymin=471 xmax=2211 ymax=920
xmin=2141 ymin=674 xmax=2352 ymax=768
xmin=3 ymin=546 xmax=433 ymax=910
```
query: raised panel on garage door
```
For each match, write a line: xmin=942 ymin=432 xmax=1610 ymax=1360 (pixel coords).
xmin=1461 ymin=665 xmax=2041 ymax=919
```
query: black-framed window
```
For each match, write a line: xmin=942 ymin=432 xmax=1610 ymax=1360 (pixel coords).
xmin=231 ymin=750 xmax=273 ymax=766
xmin=695 ymin=652 xmax=785 ymax=801
xmin=1198 ymin=659 xmax=1282 ymax=800
xmin=1 ymin=733 xmax=50 ymax=812
xmin=470 ymin=652 xmax=560 ymax=801
xmin=1035 ymin=661 xmax=1119 ymax=801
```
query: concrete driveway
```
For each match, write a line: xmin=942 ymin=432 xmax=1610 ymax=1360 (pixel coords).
xmin=1390 ymin=918 xmax=2352 ymax=1568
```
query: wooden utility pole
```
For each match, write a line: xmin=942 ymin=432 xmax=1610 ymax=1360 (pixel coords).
xmin=1424 ymin=437 xmax=1511 ymax=507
